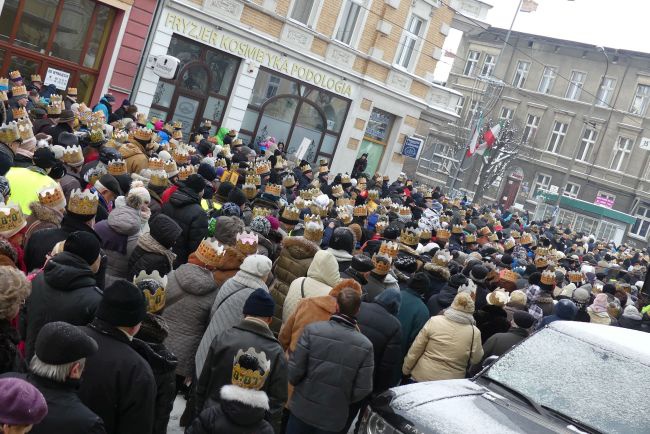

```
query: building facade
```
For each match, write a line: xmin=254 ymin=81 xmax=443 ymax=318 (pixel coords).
xmin=416 ymin=28 xmax=650 ymax=247
xmin=130 ymin=0 xmax=492 ymax=177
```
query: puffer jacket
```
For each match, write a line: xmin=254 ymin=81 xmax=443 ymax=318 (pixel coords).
xmin=162 ymin=186 xmax=209 ymax=266
xmin=94 ymin=205 xmax=141 ymax=286
xmin=282 ymin=250 xmax=341 ymax=323
xmin=269 ymin=236 xmax=319 ymax=333
xmin=161 ymin=263 xmax=219 ymax=378
xmin=288 ymin=317 xmax=374 ymax=432
xmin=118 ymin=141 xmax=148 ymax=175
xmin=212 ymin=246 xmax=245 ymax=287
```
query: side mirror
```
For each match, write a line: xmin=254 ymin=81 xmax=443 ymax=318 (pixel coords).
xmin=482 ymin=355 xmax=499 ymax=369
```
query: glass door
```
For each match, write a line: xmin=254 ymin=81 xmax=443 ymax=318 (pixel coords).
xmin=172 ymin=95 xmax=203 ymax=139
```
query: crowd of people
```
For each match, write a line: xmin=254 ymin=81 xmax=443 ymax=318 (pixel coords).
xmin=0 ymin=70 xmax=649 ymax=434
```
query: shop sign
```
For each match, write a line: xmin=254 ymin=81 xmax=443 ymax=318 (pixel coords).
xmin=595 ymin=196 xmax=615 ymax=208
xmin=43 ymin=67 xmax=70 ymax=90
xmin=147 ymin=55 xmax=180 ymax=79
xmin=639 ymin=137 xmax=650 ymax=150
xmin=164 ymin=12 xmax=352 ymax=98
xmin=401 ymin=136 xmax=424 ymax=159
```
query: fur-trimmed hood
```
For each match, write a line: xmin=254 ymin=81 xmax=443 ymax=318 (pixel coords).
xmin=220 ymin=384 xmax=269 ymax=411
xmin=282 ymin=235 xmax=320 ymax=260
xmin=328 ymin=278 xmax=362 ymax=297
xmin=28 ymin=201 xmax=63 ymax=226
xmin=423 ymin=263 xmax=451 ymax=281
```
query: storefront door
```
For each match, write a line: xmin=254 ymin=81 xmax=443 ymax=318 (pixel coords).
xmin=357 ymin=108 xmax=395 ymax=175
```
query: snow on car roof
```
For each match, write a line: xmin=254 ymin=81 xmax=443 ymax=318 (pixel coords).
xmin=548 ymin=321 xmax=650 ymax=365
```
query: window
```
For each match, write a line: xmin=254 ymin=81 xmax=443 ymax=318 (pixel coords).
xmin=565 ymin=71 xmax=586 ymax=100
xmin=547 ymin=121 xmax=568 ymax=153
xmin=465 ymin=100 xmax=479 ymax=127
xmin=577 ymin=128 xmax=597 ymax=162
xmin=538 ymin=66 xmax=557 ymax=94
xmin=563 ymin=182 xmax=580 ymax=199
xmin=499 ymin=107 xmax=514 ymax=121
xmin=480 ymin=54 xmax=496 ymax=77
xmin=630 ymin=205 xmax=650 ymax=238
xmin=596 ymin=77 xmax=616 ymax=107
xmin=596 ymin=191 xmax=616 ymax=208
xmin=334 ymin=0 xmax=363 ymax=45
xmin=290 ymin=0 xmax=318 ymax=25
xmin=463 ymin=50 xmax=480 ymax=76
xmin=630 ymin=84 xmax=650 ymax=116
xmin=512 ymin=60 xmax=530 ymax=88
xmin=455 ymin=96 xmax=464 ymax=116
xmin=395 ymin=14 xmax=426 ymax=69
xmin=532 ymin=173 xmax=552 ymax=198
xmin=522 ymin=114 xmax=540 ymax=143
xmin=610 ymin=136 xmax=633 ymax=171
xmin=435 ymin=143 xmax=456 ymax=174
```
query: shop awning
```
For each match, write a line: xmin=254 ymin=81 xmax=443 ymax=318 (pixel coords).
xmin=539 ymin=193 xmax=637 ymax=225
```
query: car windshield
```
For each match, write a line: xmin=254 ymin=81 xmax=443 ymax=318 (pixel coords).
xmin=484 ymin=327 xmax=649 ymax=434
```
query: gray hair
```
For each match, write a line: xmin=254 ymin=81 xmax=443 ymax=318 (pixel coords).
xmin=29 ymin=355 xmax=85 ymax=382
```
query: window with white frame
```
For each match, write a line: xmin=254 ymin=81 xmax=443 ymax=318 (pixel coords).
xmin=465 ymin=100 xmax=479 ymax=127
xmin=630 ymin=204 xmax=650 ymax=238
xmin=522 ymin=114 xmax=540 ymax=143
xmin=596 ymin=190 xmax=616 ymax=206
xmin=463 ymin=50 xmax=480 ymax=76
xmin=538 ymin=66 xmax=557 ymax=94
xmin=610 ymin=136 xmax=633 ymax=171
xmin=434 ymin=142 xmax=456 ymax=174
xmin=480 ymin=54 xmax=496 ymax=77
xmin=630 ymin=84 xmax=650 ymax=116
xmin=565 ymin=70 xmax=586 ymax=100
xmin=576 ymin=128 xmax=597 ymax=162
xmin=265 ymin=75 xmax=281 ymax=99
xmin=395 ymin=14 xmax=426 ymax=70
xmin=290 ymin=0 xmax=318 ymax=25
xmin=512 ymin=60 xmax=530 ymax=88
xmin=563 ymin=182 xmax=580 ymax=199
xmin=547 ymin=120 xmax=568 ymax=153
xmin=596 ymin=77 xmax=616 ymax=107
xmin=532 ymin=173 xmax=552 ymax=198
xmin=499 ymin=107 xmax=514 ymax=121
xmin=334 ymin=0 xmax=363 ymax=45
xmin=455 ymin=96 xmax=465 ymax=116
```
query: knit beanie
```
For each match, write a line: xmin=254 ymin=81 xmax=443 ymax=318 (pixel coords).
xmin=35 ymin=321 xmax=98 ymax=365
xmin=239 ymin=254 xmax=272 ymax=278
xmin=216 ymin=181 xmax=235 ymax=200
xmin=0 ymin=378 xmax=47 ymax=425
xmin=250 ymin=216 xmax=271 ymax=237
xmin=228 ymin=187 xmax=247 ymax=206
xmin=590 ymin=293 xmax=609 ymax=313
xmin=449 ymin=273 xmax=469 ymax=289
xmin=221 ymin=202 xmax=241 ymax=217
xmin=96 ymin=280 xmax=147 ymax=327
xmin=407 ymin=272 xmax=430 ymax=293
xmin=198 ymin=162 xmax=217 ymax=182
xmin=622 ymin=305 xmax=642 ymax=320
xmin=508 ymin=289 xmax=527 ymax=305
xmin=266 ymin=215 xmax=279 ymax=231
xmin=512 ymin=310 xmax=535 ymax=329
xmin=451 ymin=292 xmax=475 ymax=313
xmin=64 ymin=231 xmax=101 ymax=266
xmin=242 ymin=288 xmax=275 ymax=317
xmin=185 ymin=174 xmax=205 ymax=194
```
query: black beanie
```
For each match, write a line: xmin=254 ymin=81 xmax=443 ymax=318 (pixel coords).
xmin=329 ymin=227 xmax=354 ymax=253
xmin=602 ymin=283 xmax=616 ymax=295
xmin=383 ymin=225 xmax=399 ymax=240
xmin=185 ymin=174 xmax=206 ymax=194
xmin=217 ymin=181 xmax=235 ymax=200
xmin=449 ymin=273 xmax=469 ymax=289
xmin=228 ymin=187 xmax=247 ymax=206
xmin=64 ymin=231 xmax=101 ymax=266
xmin=198 ymin=163 xmax=217 ymax=182
xmin=242 ymin=288 xmax=275 ymax=317
xmin=407 ymin=272 xmax=430 ymax=293
xmin=35 ymin=321 xmax=98 ymax=365
xmin=96 ymin=280 xmax=147 ymax=327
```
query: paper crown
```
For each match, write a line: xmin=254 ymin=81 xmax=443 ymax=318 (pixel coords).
xmin=280 ymin=205 xmax=300 ymax=224
xmin=215 ymin=158 xmax=227 ymax=169
xmin=264 ymin=183 xmax=281 ymax=197
xmin=274 ymin=157 xmax=286 ymax=170
xmin=479 ymin=226 xmax=492 ymax=236
xmin=465 ymin=233 xmax=477 ymax=244
xmin=243 ymin=184 xmax=258 ymax=200
xmin=303 ymin=214 xmax=324 ymax=243
xmin=336 ymin=206 xmax=352 ymax=224
xmin=12 ymin=106 xmax=27 ymax=119
xmin=535 ymin=247 xmax=549 ymax=258
xmin=436 ymin=228 xmax=451 ymax=240
xmin=534 ymin=256 xmax=548 ymax=269
xmin=235 ymin=231 xmax=259 ymax=256
xmin=353 ymin=205 xmax=367 ymax=217
xmin=439 ymin=215 xmax=450 ymax=223
xmin=133 ymin=127 xmax=153 ymax=142
xmin=9 ymin=70 xmax=21 ymax=80
xmin=309 ymin=202 xmax=328 ymax=218
xmin=341 ymin=174 xmax=351 ymax=185
xmin=133 ymin=270 xmax=168 ymax=314
xmin=164 ymin=160 xmax=178 ymax=176
xmin=38 ymin=185 xmax=66 ymax=210
xmin=555 ymin=266 xmax=567 ymax=276
xmin=0 ymin=91 xmax=7 ymax=102
xmin=423 ymin=189 xmax=433 ymax=199
xmin=231 ymin=347 xmax=271 ymax=390
xmin=375 ymin=220 xmax=388 ymax=234
xmin=108 ymin=159 xmax=128 ymax=176
xmin=89 ymin=128 xmax=105 ymax=144
xmin=0 ymin=201 xmax=26 ymax=237
xmin=299 ymin=189 xmax=313 ymax=200
xmin=136 ymin=112 xmax=147 ymax=125
xmin=520 ymin=232 xmax=534 ymax=245
xmin=419 ymin=228 xmax=432 ymax=241
xmin=195 ymin=238 xmax=226 ymax=268
xmin=503 ymin=238 xmax=516 ymax=251
xmin=252 ymin=206 xmax=271 ymax=218
xmin=433 ymin=250 xmax=452 ymax=267
xmin=510 ymin=230 xmax=521 ymax=239
xmin=245 ymin=174 xmax=261 ymax=186
xmin=451 ymin=224 xmax=464 ymax=234
xmin=379 ymin=241 xmax=399 ymax=259
xmin=67 ymin=189 xmax=99 ymax=216
xmin=148 ymin=157 xmax=164 ymax=171
xmin=372 ymin=253 xmax=392 ymax=275
xmin=380 ymin=198 xmax=393 ymax=208
xmin=149 ymin=170 xmax=169 ymax=188
xmin=62 ymin=145 xmax=84 ymax=167
xmin=499 ymin=269 xmax=519 ymax=284
xmin=300 ymin=162 xmax=312 ymax=173
xmin=172 ymin=130 xmax=183 ymax=140
xmin=178 ymin=165 xmax=195 ymax=181
xmin=336 ymin=198 xmax=354 ymax=208
xmin=398 ymin=206 xmax=411 ymax=216
xmin=173 ymin=148 xmax=189 ymax=165
xmin=17 ymin=118 xmax=33 ymax=140
xmin=173 ymin=120 xmax=182 ymax=130
xmin=400 ymin=228 xmax=419 ymax=246
xmin=367 ymin=189 xmax=379 ymax=200
xmin=67 ymin=87 xmax=77 ymax=96
xmin=283 ymin=174 xmax=296 ymax=188
xmin=255 ymin=161 xmax=271 ymax=175
xmin=540 ymin=269 xmax=556 ymax=286
xmin=11 ymin=85 xmax=27 ymax=98
xmin=567 ymin=271 xmax=583 ymax=283
xmin=30 ymin=74 xmax=41 ymax=82
xmin=488 ymin=233 xmax=499 ymax=242
xmin=50 ymin=94 xmax=62 ymax=105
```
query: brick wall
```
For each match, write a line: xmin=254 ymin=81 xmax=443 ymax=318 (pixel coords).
xmin=240 ymin=5 xmax=284 ymax=38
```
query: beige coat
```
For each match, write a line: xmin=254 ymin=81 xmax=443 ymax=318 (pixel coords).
xmin=402 ymin=314 xmax=484 ymax=382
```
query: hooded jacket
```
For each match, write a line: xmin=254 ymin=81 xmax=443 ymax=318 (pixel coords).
xmin=94 ymin=205 xmax=141 ymax=285
xmin=212 ymin=246 xmax=245 ymax=287
xmin=161 ymin=263 xmax=219 ymax=378
xmin=118 ymin=141 xmax=148 ymax=175
xmin=282 ymin=249 xmax=341 ymax=322
xmin=162 ymin=186 xmax=209 ymax=266
xmin=24 ymin=251 xmax=102 ymax=362
xmin=24 ymin=201 xmax=63 ymax=245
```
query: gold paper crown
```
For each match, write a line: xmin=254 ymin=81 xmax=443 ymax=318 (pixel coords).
xmin=164 ymin=160 xmax=178 ymax=175
xmin=400 ymin=228 xmax=419 ymax=246
xmin=379 ymin=241 xmax=399 ymax=258
xmin=108 ymin=159 xmax=127 ymax=176
xmin=380 ymin=198 xmax=392 ymax=207
xmin=136 ymin=113 xmax=147 ymax=125
xmin=436 ymin=228 xmax=451 ymax=240
xmin=0 ymin=201 xmax=26 ymax=237
xmin=12 ymin=107 xmax=27 ymax=119
xmin=235 ymin=231 xmax=259 ymax=256
xmin=303 ymin=214 xmax=324 ymax=243
xmin=0 ymin=78 xmax=7 ymax=88
xmin=479 ymin=226 xmax=492 ymax=236
xmin=67 ymin=87 xmax=77 ymax=96
xmin=419 ymin=228 xmax=432 ymax=241
xmin=163 ymin=123 xmax=174 ymax=134
xmin=215 ymin=158 xmax=227 ymax=168
xmin=31 ymin=74 xmax=41 ymax=82
xmin=283 ymin=174 xmax=296 ymax=188
xmin=488 ymin=233 xmax=499 ymax=242
xmin=535 ymin=247 xmax=549 ymax=258
xmin=172 ymin=130 xmax=183 ymax=140
xmin=134 ymin=127 xmax=153 ymax=142
xmin=17 ymin=118 xmax=33 ymax=140
xmin=133 ymin=270 xmax=168 ymax=313
xmin=567 ymin=271 xmax=583 ymax=283
xmin=11 ymin=85 xmax=27 ymax=97
xmin=243 ymin=184 xmax=258 ymax=200
xmin=300 ymin=162 xmax=312 ymax=173
xmin=38 ymin=185 xmax=66 ymax=210
xmin=368 ymin=189 xmax=379 ymax=201
xmin=50 ymin=95 xmax=62 ymax=105
xmin=375 ymin=220 xmax=388 ymax=234
xmin=540 ymin=269 xmax=556 ymax=286
xmin=534 ymin=256 xmax=549 ymax=269
xmin=451 ymin=224 xmax=464 ymax=234
xmin=178 ymin=165 xmax=195 ymax=181
xmin=341 ymin=174 xmax=351 ymax=184
xmin=299 ymin=190 xmax=313 ymax=200
xmin=336 ymin=206 xmax=352 ymax=224
xmin=173 ymin=120 xmax=182 ymax=130
xmin=0 ymin=91 xmax=7 ymax=102
xmin=465 ymin=233 xmax=477 ymax=244
xmin=353 ymin=205 xmax=367 ymax=217
xmin=149 ymin=170 xmax=169 ymax=188
xmin=173 ymin=149 xmax=189 ymax=165
xmin=511 ymin=230 xmax=521 ymax=239
xmin=9 ymin=70 xmax=21 ymax=80
xmin=195 ymin=238 xmax=226 ymax=267
xmin=398 ymin=206 xmax=411 ymax=216
xmin=280 ymin=205 xmax=300 ymax=223
xmin=555 ymin=266 xmax=567 ymax=276
xmin=274 ymin=157 xmax=286 ymax=170
xmin=499 ymin=269 xmax=519 ymax=284
xmin=89 ymin=128 xmax=105 ymax=143
xmin=336 ymin=198 xmax=354 ymax=208
xmin=439 ymin=215 xmax=450 ymax=223
xmin=264 ymin=183 xmax=281 ymax=197
xmin=67 ymin=189 xmax=99 ymax=216
xmin=432 ymin=250 xmax=452 ymax=266
xmin=78 ymin=108 xmax=92 ymax=124
xmin=247 ymin=174 xmax=261 ymax=186
xmin=255 ymin=161 xmax=271 ymax=175
xmin=252 ymin=206 xmax=271 ymax=218
xmin=423 ymin=189 xmax=433 ymax=199
xmin=231 ymin=348 xmax=270 ymax=390
xmin=62 ymin=145 xmax=84 ymax=166
xmin=520 ymin=233 xmax=534 ymax=245
xmin=372 ymin=253 xmax=392 ymax=275
xmin=148 ymin=157 xmax=164 ymax=171
xmin=503 ymin=238 xmax=516 ymax=251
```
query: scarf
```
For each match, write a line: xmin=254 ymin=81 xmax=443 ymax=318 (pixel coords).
xmin=444 ymin=307 xmax=476 ymax=325
xmin=137 ymin=232 xmax=176 ymax=270
xmin=330 ymin=312 xmax=357 ymax=327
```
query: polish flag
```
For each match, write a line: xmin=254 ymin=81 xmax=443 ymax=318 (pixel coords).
xmin=466 ymin=113 xmax=483 ymax=157
xmin=475 ymin=122 xmax=502 ymax=156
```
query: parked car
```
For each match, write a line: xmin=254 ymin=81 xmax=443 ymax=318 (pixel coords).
xmin=359 ymin=321 xmax=650 ymax=434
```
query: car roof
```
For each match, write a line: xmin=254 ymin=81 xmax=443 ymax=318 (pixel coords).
xmin=547 ymin=321 xmax=650 ymax=365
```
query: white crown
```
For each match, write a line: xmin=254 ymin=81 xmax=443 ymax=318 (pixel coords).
xmin=233 ymin=347 xmax=270 ymax=372
xmin=133 ymin=270 xmax=168 ymax=288
xmin=236 ymin=231 xmax=259 ymax=245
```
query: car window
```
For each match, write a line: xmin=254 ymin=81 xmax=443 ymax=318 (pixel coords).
xmin=485 ymin=328 xmax=649 ymax=434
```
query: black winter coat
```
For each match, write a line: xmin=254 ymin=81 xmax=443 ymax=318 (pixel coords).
xmin=481 ymin=327 xmax=529 ymax=360
xmin=618 ymin=316 xmax=643 ymax=331
xmin=24 ymin=251 xmax=102 ymax=361
xmin=0 ymin=320 xmax=24 ymax=375
xmin=79 ymin=318 xmax=156 ymax=434
xmin=427 ymin=284 xmax=457 ymax=316
xmin=474 ymin=305 xmax=510 ymax=344
xmin=162 ymin=187 xmax=208 ymax=266
xmin=357 ymin=302 xmax=402 ymax=394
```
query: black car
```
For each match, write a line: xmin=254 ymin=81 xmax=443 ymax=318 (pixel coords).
xmin=359 ymin=321 xmax=650 ymax=433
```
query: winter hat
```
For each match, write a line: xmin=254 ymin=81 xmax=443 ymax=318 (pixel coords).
xmin=449 ymin=273 xmax=469 ymax=289
xmin=330 ymin=227 xmax=355 ymax=253
xmin=451 ymin=292 xmax=475 ymax=313
xmin=509 ymin=289 xmax=527 ymax=305
xmin=198 ymin=162 xmax=217 ymax=182
xmin=622 ymin=305 xmax=642 ymax=320
xmin=35 ymin=321 xmax=98 ymax=365
xmin=383 ymin=225 xmax=399 ymax=240
xmin=185 ymin=174 xmax=205 ymax=194
xmin=239 ymin=254 xmax=272 ymax=278
xmin=469 ymin=263 xmax=488 ymax=282
xmin=128 ymin=184 xmax=150 ymax=205
xmin=96 ymin=280 xmax=147 ymax=327
xmin=228 ymin=187 xmax=247 ymax=206
xmin=148 ymin=213 xmax=182 ymax=249
xmin=374 ymin=287 xmax=401 ymax=315
xmin=64 ymin=231 xmax=101 ymax=266
xmin=602 ymin=283 xmax=616 ymax=296
xmin=559 ymin=283 xmax=577 ymax=298
xmin=486 ymin=290 xmax=509 ymax=307
xmin=0 ymin=378 xmax=48 ymax=425
xmin=33 ymin=146 xmax=58 ymax=169
xmin=242 ymin=288 xmax=275 ymax=317
xmin=222 ymin=202 xmax=242 ymax=217
xmin=512 ymin=310 xmax=535 ymax=329
xmin=216 ymin=181 xmax=235 ymax=201
xmin=250 ymin=216 xmax=271 ymax=237
xmin=407 ymin=272 xmax=430 ymax=293
xmin=589 ymin=293 xmax=609 ymax=313
xmin=394 ymin=255 xmax=418 ymax=274
xmin=351 ymin=254 xmax=374 ymax=273
xmin=158 ymin=150 xmax=172 ymax=162
xmin=266 ymin=215 xmax=279 ymax=231
xmin=572 ymin=287 xmax=591 ymax=307
xmin=97 ymin=174 xmax=123 ymax=197
xmin=348 ymin=223 xmax=362 ymax=245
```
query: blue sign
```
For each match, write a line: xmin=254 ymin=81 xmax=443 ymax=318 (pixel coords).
xmin=401 ymin=136 xmax=424 ymax=159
